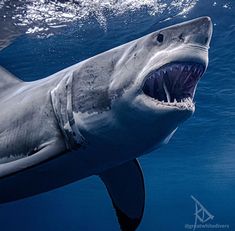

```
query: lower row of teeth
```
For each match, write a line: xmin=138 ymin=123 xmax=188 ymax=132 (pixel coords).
xmin=155 ymin=97 xmax=194 ymax=108
xmin=159 ymin=78 xmax=194 ymax=105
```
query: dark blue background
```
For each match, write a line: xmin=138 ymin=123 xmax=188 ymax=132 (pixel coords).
xmin=0 ymin=0 xmax=234 ymax=230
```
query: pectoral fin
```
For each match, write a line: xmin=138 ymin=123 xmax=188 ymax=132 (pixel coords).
xmin=100 ymin=159 xmax=145 ymax=231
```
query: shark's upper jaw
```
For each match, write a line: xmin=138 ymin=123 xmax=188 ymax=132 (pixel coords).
xmin=142 ymin=62 xmax=205 ymax=108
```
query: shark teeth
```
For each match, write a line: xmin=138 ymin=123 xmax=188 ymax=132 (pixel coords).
xmin=155 ymin=97 xmax=195 ymax=109
xmin=142 ymin=62 xmax=205 ymax=105
xmin=163 ymin=80 xmax=171 ymax=103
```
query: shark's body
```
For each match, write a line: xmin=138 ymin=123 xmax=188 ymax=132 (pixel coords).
xmin=0 ymin=17 xmax=212 ymax=230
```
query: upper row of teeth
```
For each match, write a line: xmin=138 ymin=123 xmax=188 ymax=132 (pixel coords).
xmin=148 ymin=65 xmax=203 ymax=77
xmin=163 ymin=81 xmax=171 ymax=102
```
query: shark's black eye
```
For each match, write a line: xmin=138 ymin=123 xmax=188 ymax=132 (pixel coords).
xmin=157 ymin=34 xmax=164 ymax=43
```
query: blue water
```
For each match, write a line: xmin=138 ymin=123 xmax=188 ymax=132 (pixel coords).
xmin=0 ymin=0 xmax=235 ymax=230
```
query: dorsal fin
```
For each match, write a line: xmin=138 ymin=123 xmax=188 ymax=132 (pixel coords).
xmin=0 ymin=66 xmax=22 ymax=90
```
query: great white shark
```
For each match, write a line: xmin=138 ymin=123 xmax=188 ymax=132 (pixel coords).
xmin=0 ymin=17 xmax=212 ymax=231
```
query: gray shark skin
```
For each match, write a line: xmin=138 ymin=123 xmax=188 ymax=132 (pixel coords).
xmin=0 ymin=17 xmax=212 ymax=231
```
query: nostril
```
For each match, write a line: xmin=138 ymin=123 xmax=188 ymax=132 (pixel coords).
xmin=179 ymin=34 xmax=184 ymax=42
xmin=204 ymin=37 xmax=209 ymax=44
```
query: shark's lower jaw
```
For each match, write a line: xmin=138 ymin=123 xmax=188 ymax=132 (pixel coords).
xmin=142 ymin=62 xmax=205 ymax=109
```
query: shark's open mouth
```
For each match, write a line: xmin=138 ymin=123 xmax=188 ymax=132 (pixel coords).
xmin=142 ymin=62 xmax=205 ymax=105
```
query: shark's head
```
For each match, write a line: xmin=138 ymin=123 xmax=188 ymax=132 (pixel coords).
xmin=53 ymin=17 xmax=212 ymax=162
xmin=110 ymin=16 xmax=212 ymax=112
xmin=109 ymin=17 xmax=212 ymax=154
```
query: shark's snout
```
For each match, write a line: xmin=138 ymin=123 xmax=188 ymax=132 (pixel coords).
xmin=181 ymin=16 xmax=213 ymax=48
